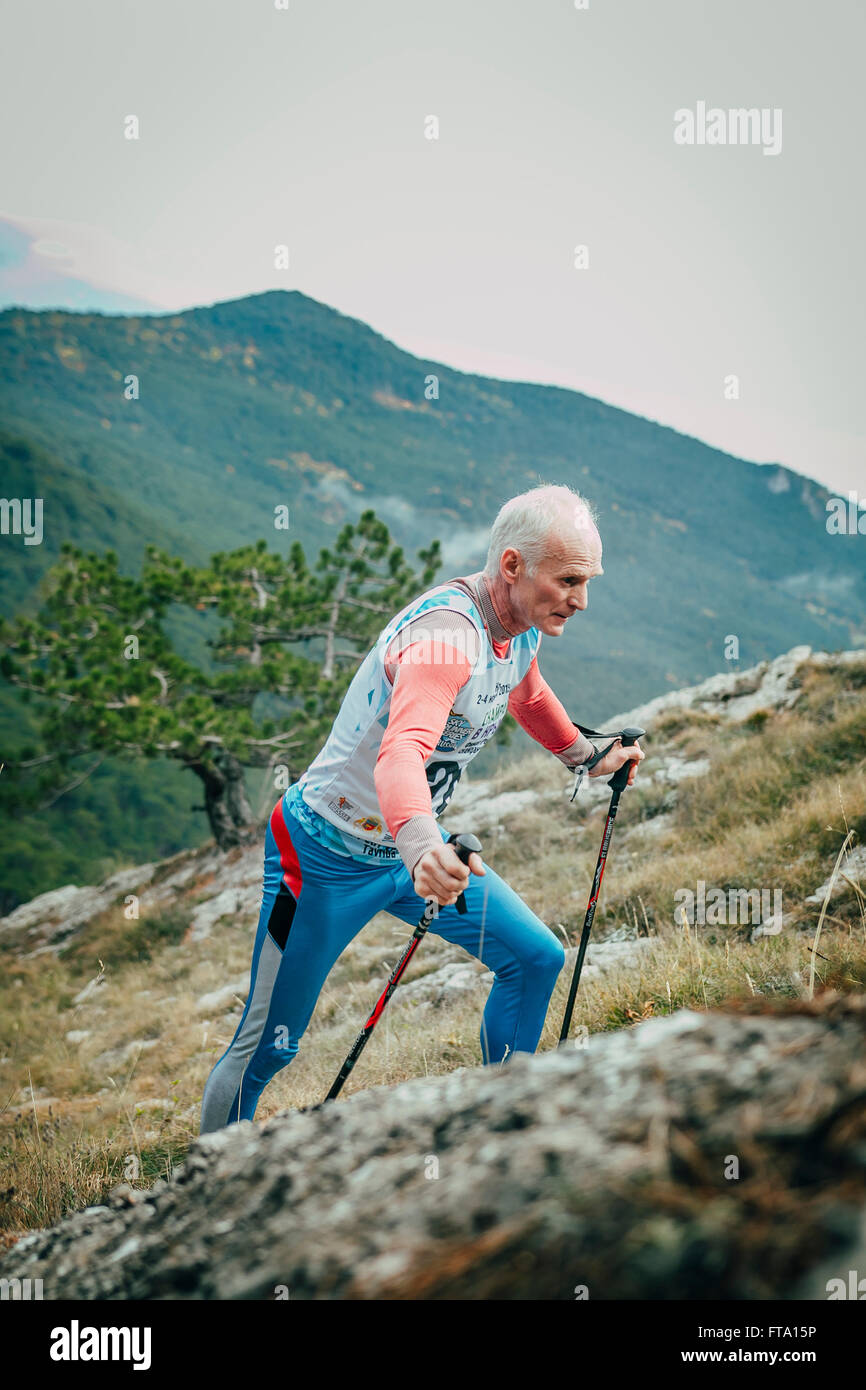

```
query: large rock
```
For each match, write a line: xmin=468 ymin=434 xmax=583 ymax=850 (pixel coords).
xmin=4 ymin=994 xmax=866 ymax=1300
xmin=0 ymin=865 xmax=157 ymax=953
xmin=0 ymin=840 xmax=265 ymax=956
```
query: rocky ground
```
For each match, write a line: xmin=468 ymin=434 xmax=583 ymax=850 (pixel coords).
xmin=4 ymin=992 xmax=866 ymax=1300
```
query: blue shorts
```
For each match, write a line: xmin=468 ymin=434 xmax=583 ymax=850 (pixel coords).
xmin=199 ymin=795 xmax=564 ymax=1132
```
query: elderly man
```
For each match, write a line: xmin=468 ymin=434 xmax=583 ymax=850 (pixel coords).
xmin=200 ymin=484 xmax=643 ymax=1132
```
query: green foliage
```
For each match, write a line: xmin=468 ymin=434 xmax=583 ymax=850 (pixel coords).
xmin=0 ymin=509 xmax=441 ymax=898
xmin=0 ymin=750 xmax=204 ymax=916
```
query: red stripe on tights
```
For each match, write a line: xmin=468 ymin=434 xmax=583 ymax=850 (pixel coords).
xmin=269 ymin=799 xmax=304 ymax=900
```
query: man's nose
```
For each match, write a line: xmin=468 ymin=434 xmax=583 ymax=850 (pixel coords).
xmin=569 ymin=590 xmax=586 ymax=610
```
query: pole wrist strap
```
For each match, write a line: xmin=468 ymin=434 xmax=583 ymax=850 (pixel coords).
xmin=569 ymin=723 xmax=622 ymax=801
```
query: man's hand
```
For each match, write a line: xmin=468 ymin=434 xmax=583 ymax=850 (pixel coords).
xmin=412 ymin=841 xmax=486 ymax=907
xmin=588 ymin=738 xmax=645 ymax=787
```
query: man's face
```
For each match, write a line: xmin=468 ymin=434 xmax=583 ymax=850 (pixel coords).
xmin=501 ymin=525 xmax=603 ymax=636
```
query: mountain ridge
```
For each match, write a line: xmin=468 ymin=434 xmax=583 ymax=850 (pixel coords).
xmin=1 ymin=289 xmax=863 ymax=904
xmin=2 ymin=287 xmax=860 ymax=709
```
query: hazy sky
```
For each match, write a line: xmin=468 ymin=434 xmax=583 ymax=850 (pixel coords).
xmin=1 ymin=0 xmax=863 ymax=495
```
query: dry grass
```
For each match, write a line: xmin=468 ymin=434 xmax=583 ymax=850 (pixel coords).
xmin=1 ymin=654 xmax=864 ymax=1240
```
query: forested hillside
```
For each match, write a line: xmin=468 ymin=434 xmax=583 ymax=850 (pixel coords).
xmin=1 ymin=290 xmax=862 ymax=906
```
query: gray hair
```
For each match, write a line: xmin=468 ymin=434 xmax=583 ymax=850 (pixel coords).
xmin=483 ymin=484 xmax=599 ymax=579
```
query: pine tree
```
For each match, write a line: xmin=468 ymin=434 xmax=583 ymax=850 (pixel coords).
xmin=0 ymin=511 xmax=441 ymax=849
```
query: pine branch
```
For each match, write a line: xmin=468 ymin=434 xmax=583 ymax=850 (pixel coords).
xmin=32 ymin=755 xmax=106 ymax=811
xmin=6 ymin=747 xmax=89 ymax=769
xmin=339 ymin=594 xmax=395 ymax=614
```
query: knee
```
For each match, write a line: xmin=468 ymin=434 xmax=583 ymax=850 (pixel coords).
xmin=527 ymin=930 xmax=566 ymax=980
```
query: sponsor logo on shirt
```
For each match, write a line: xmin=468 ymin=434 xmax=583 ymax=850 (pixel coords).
xmin=328 ymin=795 xmax=355 ymax=822
xmin=436 ymin=712 xmax=473 ymax=753
xmin=362 ymin=842 xmax=399 ymax=858
xmin=353 ymin=814 xmax=383 ymax=836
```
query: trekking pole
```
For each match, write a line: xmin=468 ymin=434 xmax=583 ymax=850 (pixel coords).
xmin=559 ymin=726 xmax=645 ymax=1045
xmin=321 ymin=831 xmax=483 ymax=1103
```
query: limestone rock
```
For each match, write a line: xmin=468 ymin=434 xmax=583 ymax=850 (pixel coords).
xmin=6 ymin=996 xmax=865 ymax=1299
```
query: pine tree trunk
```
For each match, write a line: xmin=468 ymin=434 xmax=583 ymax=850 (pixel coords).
xmin=218 ymin=748 xmax=254 ymax=832
xmin=186 ymin=752 xmax=252 ymax=851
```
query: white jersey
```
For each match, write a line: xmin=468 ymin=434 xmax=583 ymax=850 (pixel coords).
xmin=294 ymin=580 xmax=541 ymax=860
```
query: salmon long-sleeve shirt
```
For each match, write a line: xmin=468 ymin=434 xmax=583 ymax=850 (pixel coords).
xmin=373 ymin=585 xmax=594 ymax=877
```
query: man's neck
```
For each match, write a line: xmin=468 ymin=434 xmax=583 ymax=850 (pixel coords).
xmin=461 ymin=571 xmax=526 ymax=643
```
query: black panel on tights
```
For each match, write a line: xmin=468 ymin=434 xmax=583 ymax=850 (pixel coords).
xmin=267 ymin=883 xmax=297 ymax=950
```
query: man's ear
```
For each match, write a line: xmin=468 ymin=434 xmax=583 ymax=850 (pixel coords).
xmin=500 ymin=547 xmax=522 ymax=583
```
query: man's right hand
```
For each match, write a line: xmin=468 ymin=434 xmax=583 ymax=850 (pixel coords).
xmin=588 ymin=738 xmax=645 ymax=786
xmin=412 ymin=841 xmax=486 ymax=907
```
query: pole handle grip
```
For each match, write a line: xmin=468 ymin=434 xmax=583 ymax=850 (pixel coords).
xmin=608 ymin=725 xmax=646 ymax=793
xmin=448 ymin=831 xmax=482 ymax=915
